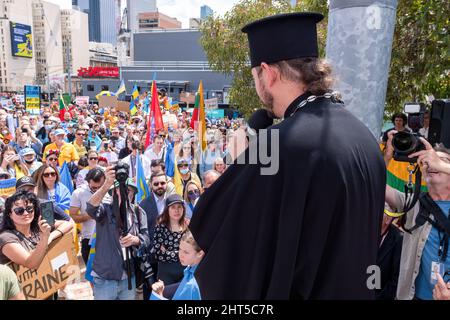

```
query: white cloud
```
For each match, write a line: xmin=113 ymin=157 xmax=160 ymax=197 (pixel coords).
xmin=158 ymin=0 xmax=240 ymax=28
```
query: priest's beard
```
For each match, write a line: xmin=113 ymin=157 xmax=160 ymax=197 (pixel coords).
xmin=258 ymin=80 xmax=276 ymax=118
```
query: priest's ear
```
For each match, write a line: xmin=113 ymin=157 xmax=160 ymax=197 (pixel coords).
xmin=259 ymin=62 xmax=279 ymax=88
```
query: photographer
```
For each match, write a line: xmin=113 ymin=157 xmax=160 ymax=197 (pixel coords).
xmin=385 ymin=131 xmax=450 ymax=300
xmin=86 ymin=165 xmax=150 ymax=300
xmin=122 ymin=136 xmax=151 ymax=181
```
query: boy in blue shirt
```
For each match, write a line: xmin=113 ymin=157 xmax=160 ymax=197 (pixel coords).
xmin=151 ymin=229 xmax=204 ymax=300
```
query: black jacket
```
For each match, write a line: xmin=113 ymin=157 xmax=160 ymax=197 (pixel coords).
xmin=376 ymin=225 xmax=403 ymax=300
xmin=139 ymin=193 xmax=160 ymax=245
xmin=190 ymin=92 xmax=386 ymax=299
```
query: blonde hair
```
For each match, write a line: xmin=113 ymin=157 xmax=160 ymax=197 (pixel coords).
xmin=181 ymin=228 xmax=202 ymax=252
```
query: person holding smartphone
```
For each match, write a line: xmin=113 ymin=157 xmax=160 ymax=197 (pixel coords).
xmin=0 ymin=191 xmax=73 ymax=269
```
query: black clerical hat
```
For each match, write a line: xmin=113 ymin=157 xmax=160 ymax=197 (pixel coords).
xmin=242 ymin=12 xmax=324 ymax=68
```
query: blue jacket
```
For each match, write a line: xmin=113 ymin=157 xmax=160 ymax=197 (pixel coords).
xmin=54 ymin=182 xmax=71 ymax=211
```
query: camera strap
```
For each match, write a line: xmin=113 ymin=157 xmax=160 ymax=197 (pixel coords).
xmin=402 ymin=164 xmax=422 ymax=214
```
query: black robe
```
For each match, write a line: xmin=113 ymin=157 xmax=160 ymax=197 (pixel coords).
xmin=190 ymin=93 xmax=386 ymax=299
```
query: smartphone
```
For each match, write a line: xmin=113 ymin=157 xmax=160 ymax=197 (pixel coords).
xmin=40 ymin=200 xmax=55 ymax=226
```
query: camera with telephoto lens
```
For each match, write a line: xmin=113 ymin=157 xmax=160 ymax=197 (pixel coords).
xmin=392 ymin=103 xmax=426 ymax=162
xmin=114 ymin=161 xmax=129 ymax=184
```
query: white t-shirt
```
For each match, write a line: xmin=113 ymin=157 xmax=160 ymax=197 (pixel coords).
xmin=70 ymin=185 xmax=96 ymax=240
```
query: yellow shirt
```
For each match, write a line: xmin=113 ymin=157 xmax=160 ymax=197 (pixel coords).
xmin=43 ymin=142 xmax=80 ymax=166
xmin=72 ymin=141 xmax=87 ymax=158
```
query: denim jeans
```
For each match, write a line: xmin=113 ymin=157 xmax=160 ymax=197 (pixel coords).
xmin=93 ymin=276 xmax=136 ymax=300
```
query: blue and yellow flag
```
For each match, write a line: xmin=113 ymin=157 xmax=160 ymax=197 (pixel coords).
xmin=85 ymin=231 xmax=96 ymax=283
xmin=59 ymin=161 xmax=73 ymax=193
xmin=115 ymin=80 xmax=126 ymax=96
xmin=136 ymin=154 xmax=150 ymax=203
xmin=129 ymin=99 xmax=138 ymax=116
xmin=131 ymin=84 xmax=139 ymax=101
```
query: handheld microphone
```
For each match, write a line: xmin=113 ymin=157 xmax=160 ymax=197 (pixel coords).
xmin=247 ymin=109 xmax=274 ymax=136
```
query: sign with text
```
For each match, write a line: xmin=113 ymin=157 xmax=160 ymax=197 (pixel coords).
xmin=77 ymin=67 xmax=119 ymax=78
xmin=206 ymin=109 xmax=225 ymax=119
xmin=75 ymin=96 xmax=89 ymax=106
xmin=7 ymin=233 xmax=78 ymax=300
xmin=10 ymin=22 xmax=32 ymax=58
xmin=24 ymin=85 xmax=41 ymax=115
xmin=205 ymin=98 xmax=218 ymax=109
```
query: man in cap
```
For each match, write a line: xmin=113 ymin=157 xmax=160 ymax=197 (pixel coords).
xmin=15 ymin=176 xmax=36 ymax=193
xmin=19 ymin=147 xmax=42 ymax=176
xmin=189 ymin=12 xmax=386 ymax=299
xmin=43 ymin=128 xmax=79 ymax=167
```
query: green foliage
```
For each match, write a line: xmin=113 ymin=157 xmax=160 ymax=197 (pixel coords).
xmin=386 ymin=0 xmax=449 ymax=117
xmin=200 ymin=0 xmax=449 ymax=118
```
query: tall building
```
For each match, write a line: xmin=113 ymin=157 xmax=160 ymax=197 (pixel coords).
xmin=89 ymin=42 xmax=117 ymax=67
xmin=73 ymin=0 xmax=117 ymax=45
xmin=138 ymin=12 xmax=182 ymax=31
xmin=127 ymin=0 xmax=156 ymax=33
xmin=0 ymin=0 xmax=36 ymax=92
xmin=32 ymin=1 xmax=64 ymax=91
xmin=61 ymin=9 xmax=89 ymax=75
xmin=200 ymin=5 xmax=213 ymax=20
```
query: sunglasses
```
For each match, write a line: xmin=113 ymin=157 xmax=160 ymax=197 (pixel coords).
xmin=89 ymin=157 xmax=98 ymax=161
xmin=43 ymin=172 xmax=57 ymax=178
xmin=153 ymin=181 xmax=167 ymax=187
xmin=47 ymin=157 xmax=58 ymax=162
xmin=13 ymin=205 xmax=34 ymax=215
xmin=188 ymin=190 xmax=200 ymax=196
xmin=178 ymin=164 xmax=188 ymax=168
xmin=76 ymin=133 xmax=86 ymax=136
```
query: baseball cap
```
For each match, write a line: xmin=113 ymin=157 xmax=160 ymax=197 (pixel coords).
xmin=16 ymin=176 xmax=36 ymax=190
xmin=19 ymin=148 xmax=36 ymax=157
xmin=54 ymin=129 xmax=66 ymax=136
xmin=165 ymin=194 xmax=184 ymax=208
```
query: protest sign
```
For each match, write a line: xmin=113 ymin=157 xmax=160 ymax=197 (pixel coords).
xmin=75 ymin=96 xmax=89 ymax=106
xmin=117 ymin=101 xmax=130 ymax=113
xmin=98 ymin=96 xmax=117 ymax=109
xmin=205 ymin=98 xmax=218 ymax=109
xmin=24 ymin=85 xmax=41 ymax=115
xmin=7 ymin=233 xmax=78 ymax=300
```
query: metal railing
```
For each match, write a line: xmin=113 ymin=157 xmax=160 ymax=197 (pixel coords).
xmin=121 ymin=60 xmax=214 ymax=71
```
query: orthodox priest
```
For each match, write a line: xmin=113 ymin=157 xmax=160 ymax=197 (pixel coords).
xmin=189 ymin=12 xmax=386 ymax=299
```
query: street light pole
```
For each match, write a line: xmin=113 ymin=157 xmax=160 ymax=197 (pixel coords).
xmin=66 ymin=45 xmax=72 ymax=99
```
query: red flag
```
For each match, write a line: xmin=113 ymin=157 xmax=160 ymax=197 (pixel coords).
xmin=190 ymin=92 xmax=200 ymax=129
xmin=145 ymin=81 xmax=164 ymax=149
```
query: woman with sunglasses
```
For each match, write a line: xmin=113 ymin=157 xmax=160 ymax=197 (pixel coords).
xmin=75 ymin=150 xmax=102 ymax=188
xmin=34 ymin=164 xmax=71 ymax=212
xmin=44 ymin=149 xmax=60 ymax=170
xmin=183 ymin=181 xmax=203 ymax=219
xmin=0 ymin=190 xmax=73 ymax=269
xmin=0 ymin=146 xmax=29 ymax=179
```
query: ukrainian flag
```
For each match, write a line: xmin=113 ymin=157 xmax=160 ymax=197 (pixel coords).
xmin=115 ymin=80 xmax=126 ymax=96
xmin=130 ymin=84 xmax=139 ymax=115
xmin=136 ymin=154 xmax=150 ymax=203
xmin=95 ymin=91 xmax=115 ymax=100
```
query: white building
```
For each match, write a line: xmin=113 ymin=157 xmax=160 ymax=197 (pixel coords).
xmin=127 ymin=0 xmax=156 ymax=33
xmin=0 ymin=0 xmax=36 ymax=92
xmin=32 ymin=0 xmax=64 ymax=93
xmin=61 ymin=9 xmax=89 ymax=75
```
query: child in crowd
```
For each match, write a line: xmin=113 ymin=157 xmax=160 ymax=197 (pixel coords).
xmin=151 ymin=228 xmax=204 ymax=300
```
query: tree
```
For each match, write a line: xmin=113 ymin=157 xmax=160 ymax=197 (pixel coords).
xmin=200 ymin=0 xmax=324 ymax=118
xmin=200 ymin=0 xmax=448 ymax=118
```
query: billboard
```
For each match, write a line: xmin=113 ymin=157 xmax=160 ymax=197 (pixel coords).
xmin=24 ymin=85 xmax=41 ymax=115
xmin=10 ymin=22 xmax=33 ymax=58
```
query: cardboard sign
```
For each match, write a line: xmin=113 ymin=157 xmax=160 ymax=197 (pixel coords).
xmin=7 ymin=233 xmax=78 ymax=300
xmin=180 ymin=92 xmax=196 ymax=104
xmin=117 ymin=101 xmax=130 ymax=113
xmin=0 ymin=178 xmax=16 ymax=197
xmin=98 ymin=96 xmax=118 ymax=109
xmin=205 ymin=98 xmax=218 ymax=109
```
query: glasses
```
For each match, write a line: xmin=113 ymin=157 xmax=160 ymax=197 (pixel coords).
xmin=178 ymin=164 xmax=188 ymax=168
xmin=188 ymin=190 xmax=200 ymax=196
xmin=43 ymin=172 xmax=57 ymax=178
xmin=13 ymin=206 xmax=34 ymax=216
xmin=89 ymin=157 xmax=98 ymax=161
xmin=76 ymin=133 xmax=86 ymax=136
xmin=153 ymin=181 xmax=167 ymax=187
xmin=47 ymin=157 xmax=58 ymax=162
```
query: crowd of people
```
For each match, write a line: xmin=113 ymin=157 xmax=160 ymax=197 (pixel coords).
xmin=0 ymin=94 xmax=236 ymax=300
xmin=0 ymin=11 xmax=449 ymax=302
